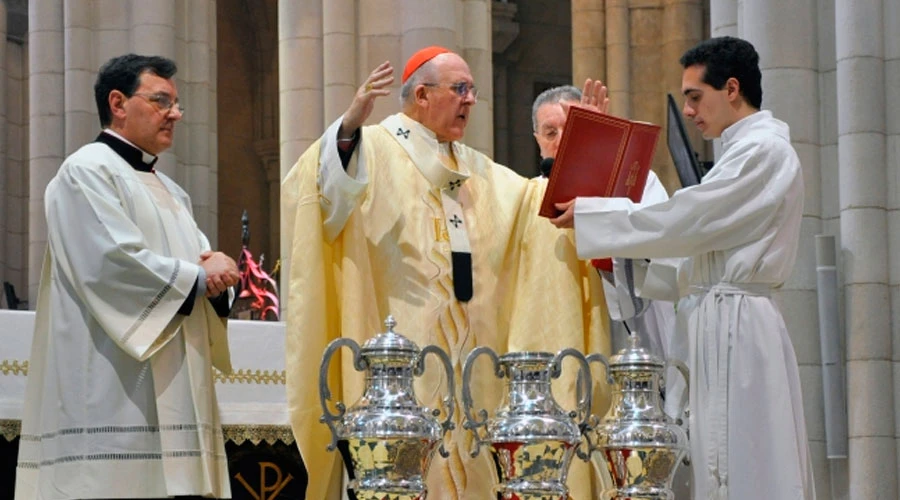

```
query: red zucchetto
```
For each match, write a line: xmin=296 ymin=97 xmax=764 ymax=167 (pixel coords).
xmin=402 ymin=46 xmax=452 ymax=84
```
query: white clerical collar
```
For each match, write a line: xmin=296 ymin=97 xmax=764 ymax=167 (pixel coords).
xmin=103 ymin=128 xmax=159 ymax=165
xmin=720 ymin=110 xmax=772 ymax=149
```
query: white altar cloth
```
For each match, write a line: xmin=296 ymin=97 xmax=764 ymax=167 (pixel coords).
xmin=0 ymin=310 xmax=290 ymax=444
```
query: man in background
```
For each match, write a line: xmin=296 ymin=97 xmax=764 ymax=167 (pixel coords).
xmin=16 ymin=54 xmax=238 ymax=500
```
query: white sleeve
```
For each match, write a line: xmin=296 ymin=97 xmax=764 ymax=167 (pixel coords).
xmin=572 ymin=137 xmax=795 ymax=260
xmin=46 ymin=163 xmax=201 ymax=361
xmin=602 ymin=169 xmax=680 ymax=316
xmin=319 ymin=115 xmax=369 ymax=242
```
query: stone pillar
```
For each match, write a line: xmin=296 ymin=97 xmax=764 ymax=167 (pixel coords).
xmin=94 ymin=0 xmax=130 ymax=73
xmin=708 ymin=0 xmax=738 ymax=161
xmin=630 ymin=5 xmax=666 ymax=186
xmin=322 ymin=0 xmax=356 ymax=124
xmin=884 ymin=0 xmax=900 ymax=483
xmin=63 ymin=0 xmax=95 ymax=154
xmin=461 ymin=0 xmax=492 ymax=155
xmin=571 ymin=0 xmax=605 ymax=92
xmin=661 ymin=0 xmax=703 ymax=191
xmin=254 ymin=138 xmax=280 ymax=264
xmin=277 ymin=0 xmax=324 ymax=310
xmin=6 ymin=41 xmax=27 ymax=305
xmin=0 ymin=0 xmax=7 ymax=287
xmin=742 ymin=0 xmax=829 ymax=495
xmin=709 ymin=0 xmax=737 ymax=37
xmin=28 ymin=0 xmax=65 ymax=305
xmin=399 ymin=0 xmax=454 ymax=60
xmin=605 ymin=0 xmax=630 ymax=117
xmin=174 ymin=0 xmax=218 ymax=241
xmin=815 ymin=3 xmax=848 ymax=496
xmin=359 ymin=0 xmax=400 ymax=121
xmin=835 ymin=0 xmax=898 ymax=497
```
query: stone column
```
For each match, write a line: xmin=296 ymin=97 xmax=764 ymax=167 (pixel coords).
xmin=885 ymin=0 xmax=900 ymax=483
xmin=63 ymin=0 xmax=95 ymax=154
xmin=6 ymin=41 xmax=27 ymax=305
xmin=277 ymin=0 xmax=323 ymax=310
xmin=708 ymin=0 xmax=738 ymax=161
xmin=323 ymin=0 xmax=356 ymax=124
xmin=605 ymin=0 xmax=630 ymax=117
xmin=28 ymin=0 xmax=65 ymax=305
xmin=0 ymin=0 xmax=7 ymax=286
xmin=461 ymin=0 xmax=492 ymax=155
xmin=815 ymin=2 xmax=847 ymax=495
xmin=94 ymin=0 xmax=130 ymax=73
xmin=359 ymin=0 xmax=401 ymax=121
xmin=742 ymin=0 xmax=829 ymax=495
xmin=709 ymin=0 xmax=737 ymax=37
xmin=661 ymin=0 xmax=703 ymax=191
xmin=835 ymin=0 xmax=898 ymax=497
xmin=572 ymin=0 xmax=605 ymax=85
xmin=254 ymin=138 xmax=280 ymax=263
xmin=399 ymin=0 xmax=454 ymax=60
xmin=174 ymin=0 xmax=217 ymax=241
xmin=630 ymin=5 xmax=666 ymax=186
xmin=661 ymin=0 xmax=702 ymax=95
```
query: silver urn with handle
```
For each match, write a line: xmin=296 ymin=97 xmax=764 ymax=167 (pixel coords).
xmin=588 ymin=334 xmax=690 ymax=500
xmin=461 ymin=348 xmax=593 ymax=500
xmin=318 ymin=315 xmax=455 ymax=500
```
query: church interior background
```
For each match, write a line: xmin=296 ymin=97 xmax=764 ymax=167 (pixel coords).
xmin=1 ymin=0 xmax=899 ymax=498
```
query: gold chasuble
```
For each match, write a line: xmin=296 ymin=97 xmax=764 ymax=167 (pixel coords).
xmin=283 ymin=113 xmax=610 ymax=499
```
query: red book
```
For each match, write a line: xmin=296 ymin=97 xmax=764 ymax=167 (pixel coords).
xmin=538 ymin=105 xmax=661 ymax=218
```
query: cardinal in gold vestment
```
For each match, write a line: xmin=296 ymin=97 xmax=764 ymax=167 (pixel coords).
xmin=282 ymin=47 xmax=610 ymax=499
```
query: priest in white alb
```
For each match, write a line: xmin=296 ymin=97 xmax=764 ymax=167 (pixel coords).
xmin=283 ymin=47 xmax=612 ymax=499
xmin=551 ymin=37 xmax=816 ymax=500
xmin=15 ymin=54 xmax=239 ymax=500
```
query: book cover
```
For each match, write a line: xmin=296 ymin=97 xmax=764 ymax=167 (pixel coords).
xmin=538 ymin=105 xmax=661 ymax=218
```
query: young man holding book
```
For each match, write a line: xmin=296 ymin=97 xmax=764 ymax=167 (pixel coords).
xmin=550 ymin=36 xmax=815 ymax=499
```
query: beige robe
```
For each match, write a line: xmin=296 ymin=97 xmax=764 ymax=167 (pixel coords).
xmin=283 ymin=113 xmax=610 ymax=500
xmin=16 ymin=141 xmax=232 ymax=499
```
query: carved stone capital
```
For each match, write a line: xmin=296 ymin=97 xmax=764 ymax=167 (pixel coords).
xmin=492 ymin=1 xmax=520 ymax=54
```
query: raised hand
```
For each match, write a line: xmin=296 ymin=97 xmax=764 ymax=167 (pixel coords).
xmin=339 ymin=61 xmax=395 ymax=139
xmin=580 ymin=78 xmax=609 ymax=114
xmin=199 ymin=251 xmax=240 ymax=297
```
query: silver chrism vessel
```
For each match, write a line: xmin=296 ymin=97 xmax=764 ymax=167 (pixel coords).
xmin=318 ymin=316 xmax=455 ymax=500
xmin=589 ymin=334 xmax=690 ymax=500
xmin=461 ymin=348 xmax=593 ymax=500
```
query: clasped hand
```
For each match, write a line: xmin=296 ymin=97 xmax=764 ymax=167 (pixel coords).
xmin=199 ymin=251 xmax=239 ymax=297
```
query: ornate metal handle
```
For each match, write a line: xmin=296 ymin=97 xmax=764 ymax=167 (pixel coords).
xmin=318 ymin=338 xmax=365 ymax=451
xmin=550 ymin=348 xmax=594 ymax=432
xmin=415 ymin=345 xmax=457 ymax=458
xmin=664 ymin=358 xmax=690 ymax=426
xmin=461 ymin=346 xmax=503 ymax=458
xmin=574 ymin=352 xmax=613 ymax=460
xmin=665 ymin=358 xmax=691 ymax=465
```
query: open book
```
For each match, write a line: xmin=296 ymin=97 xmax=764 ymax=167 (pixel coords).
xmin=538 ymin=105 xmax=661 ymax=218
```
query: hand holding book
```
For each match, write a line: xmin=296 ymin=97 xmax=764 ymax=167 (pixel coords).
xmin=539 ymin=106 xmax=661 ymax=218
xmin=540 ymin=105 xmax=661 ymax=272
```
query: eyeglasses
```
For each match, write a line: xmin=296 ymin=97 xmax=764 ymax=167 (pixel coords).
xmin=131 ymin=92 xmax=186 ymax=115
xmin=423 ymin=81 xmax=478 ymax=99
